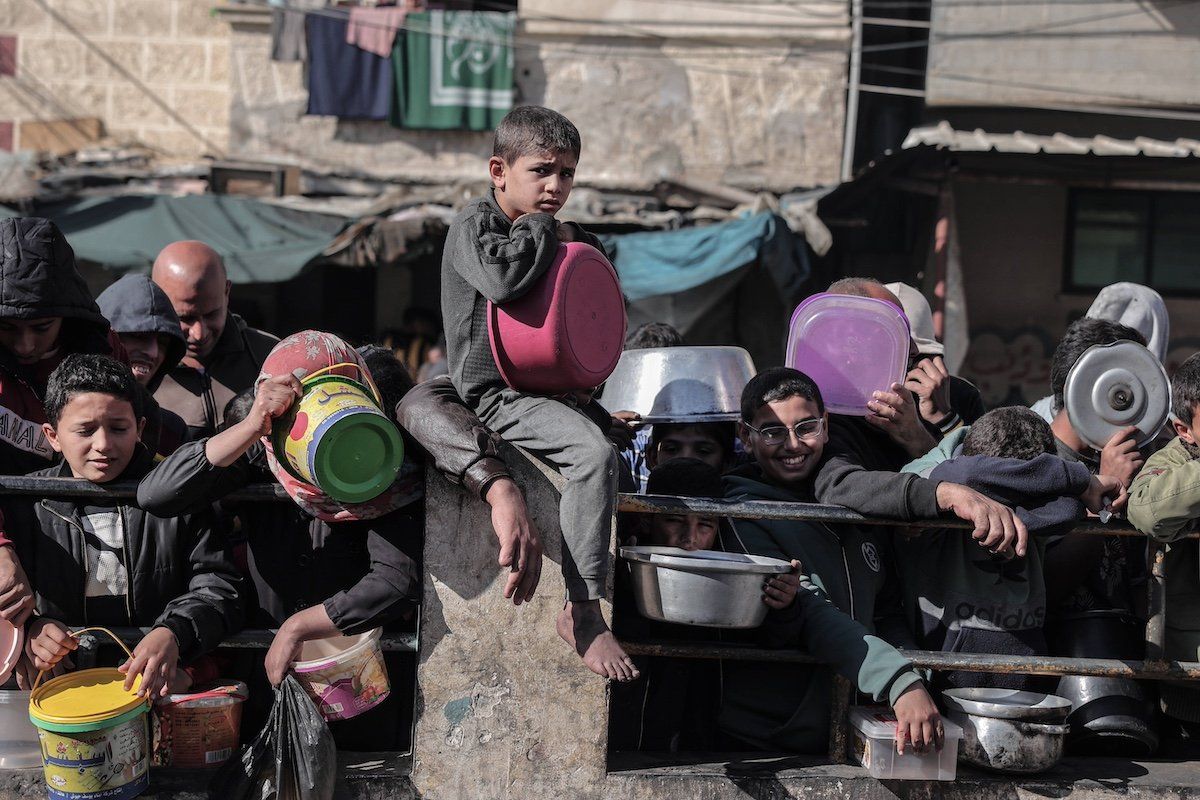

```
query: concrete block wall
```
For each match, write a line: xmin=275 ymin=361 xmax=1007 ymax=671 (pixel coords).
xmin=0 ymin=0 xmax=230 ymax=156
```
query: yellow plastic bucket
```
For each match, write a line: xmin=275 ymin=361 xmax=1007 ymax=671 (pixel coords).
xmin=272 ymin=362 xmax=404 ymax=504
xmin=28 ymin=628 xmax=150 ymax=800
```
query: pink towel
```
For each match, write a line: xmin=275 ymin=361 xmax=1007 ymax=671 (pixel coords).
xmin=346 ymin=6 xmax=409 ymax=58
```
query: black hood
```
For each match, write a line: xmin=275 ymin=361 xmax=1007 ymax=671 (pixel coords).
xmin=0 ymin=218 xmax=109 ymax=327
xmin=96 ymin=273 xmax=186 ymax=391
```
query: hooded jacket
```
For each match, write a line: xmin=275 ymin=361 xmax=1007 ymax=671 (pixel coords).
xmin=718 ymin=464 xmax=922 ymax=752
xmin=0 ymin=218 xmax=125 ymax=475
xmin=97 ymin=273 xmax=189 ymax=458
xmin=4 ymin=446 xmax=243 ymax=663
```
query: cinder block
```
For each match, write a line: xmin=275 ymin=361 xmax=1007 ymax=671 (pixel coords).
xmin=145 ymin=41 xmax=205 ymax=84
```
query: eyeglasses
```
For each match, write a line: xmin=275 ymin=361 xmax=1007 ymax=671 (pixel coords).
xmin=743 ymin=418 xmax=824 ymax=446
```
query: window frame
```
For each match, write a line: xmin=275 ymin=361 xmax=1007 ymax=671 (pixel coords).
xmin=1063 ymin=186 xmax=1200 ymax=297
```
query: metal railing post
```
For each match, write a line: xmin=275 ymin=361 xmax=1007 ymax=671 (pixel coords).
xmin=1146 ymin=539 xmax=1169 ymax=665
xmin=827 ymin=675 xmax=853 ymax=764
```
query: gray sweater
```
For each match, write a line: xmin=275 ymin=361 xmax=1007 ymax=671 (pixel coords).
xmin=440 ymin=189 xmax=604 ymax=405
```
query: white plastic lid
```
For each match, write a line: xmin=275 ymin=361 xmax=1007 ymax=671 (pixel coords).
xmin=849 ymin=706 xmax=963 ymax=739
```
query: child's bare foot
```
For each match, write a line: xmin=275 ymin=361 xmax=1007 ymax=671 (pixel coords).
xmin=556 ymin=600 xmax=639 ymax=682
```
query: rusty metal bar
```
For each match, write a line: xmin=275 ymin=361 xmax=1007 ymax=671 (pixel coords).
xmin=0 ymin=475 xmax=291 ymax=502
xmin=617 ymin=493 xmax=1171 ymax=538
xmin=827 ymin=675 xmax=853 ymax=764
xmin=621 ymin=641 xmax=1200 ymax=681
xmin=95 ymin=626 xmax=418 ymax=652
xmin=1146 ymin=540 xmax=1168 ymax=663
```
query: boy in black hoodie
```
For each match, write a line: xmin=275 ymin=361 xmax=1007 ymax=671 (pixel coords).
xmin=10 ymin=354 xmax=242 ymax=696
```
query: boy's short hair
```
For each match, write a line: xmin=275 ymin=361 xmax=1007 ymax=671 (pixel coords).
xmin=740 ymin=367 xmax=824 ymax=422
xmin=493 ymin=106 xmax=581 ymax=164
xmin=358 ymin=345 xmax=415 ymax=424
xmin=1172 ymin=353 xmax=1200 ymax=426
xmin=961 ymin=406 xmax=1055 ymax=461
xmin=645 ymin=457 xmax=724 ymax=499
xmin=827 ymin=276 xmax=886 ymax=296
xmin=45 ymin=354 xmax=142 ymax=426
xmin=624 ymin=322 xmax=683 ymax=351
xmin=222 ymin=388 xmax=256 ymax=430
xmin=649 ymin=421 xmax=735 ymax=462
xmin=1050 ymin=318 xmax=1146 ymax=411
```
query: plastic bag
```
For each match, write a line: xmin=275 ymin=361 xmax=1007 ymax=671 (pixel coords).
xmin=209 ymin=675 xmax=336 ymax=800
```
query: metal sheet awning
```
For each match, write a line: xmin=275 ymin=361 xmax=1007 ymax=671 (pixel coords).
xmin=904 ymin=121 xmax=1200 ymax=159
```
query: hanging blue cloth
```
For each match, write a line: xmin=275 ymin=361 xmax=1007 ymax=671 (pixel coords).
xmin=305 ymin=10 xmax=394 ymax=119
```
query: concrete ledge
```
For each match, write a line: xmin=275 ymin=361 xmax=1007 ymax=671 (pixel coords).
xmin=0 ymin=753 xmax=413 ymax=800
xmin=608 ymin=752 xmax=1200 ymax=799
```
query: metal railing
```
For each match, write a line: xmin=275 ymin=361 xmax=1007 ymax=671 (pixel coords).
xmin=615 ymin=492 xmax=1187 ymax=763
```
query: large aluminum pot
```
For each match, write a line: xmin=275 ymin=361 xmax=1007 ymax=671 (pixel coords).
xmin=598 ymin=346 xmax=756 ymax=422
xmin=1046 ymin=610 xmax=1158 ymax=756
xmin=947 ymin=710 xmax=1068 ymax=774
xmin=619 ymin=546 xmax=791 ymax=628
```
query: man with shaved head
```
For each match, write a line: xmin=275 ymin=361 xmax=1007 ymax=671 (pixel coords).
xmin=152 ymin=241 xmax=278 ymax=438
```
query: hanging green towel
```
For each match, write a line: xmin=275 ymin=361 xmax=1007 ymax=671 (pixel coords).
xmin=391 ymin=10 xmax=515 ymax=131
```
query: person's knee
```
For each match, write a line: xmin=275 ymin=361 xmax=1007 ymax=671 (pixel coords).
xmin=570 ymin=432 xmax=618 ymax=483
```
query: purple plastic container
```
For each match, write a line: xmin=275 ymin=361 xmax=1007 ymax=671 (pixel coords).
xmin=784 ymin=293 xmax=911 ymax=416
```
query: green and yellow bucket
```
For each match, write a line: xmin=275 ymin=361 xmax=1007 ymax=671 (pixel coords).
xmin=272 ymin=362 xmax=404 ymax=504
xmin=28 ymin=628 xmax=150 ymax=800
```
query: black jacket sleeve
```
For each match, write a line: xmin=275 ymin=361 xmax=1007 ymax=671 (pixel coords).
xmin=322 ymin=513 xmax=421 ymax=635
xmin=396 ymin=377 xmax=511 ymax=499
xmin=137 ymin=438 xmax=256 ymax=516
xmin=813 ymin=423 xmax=942 ymax=520
xmin=152 ymin=507 xmax=245 ymax=663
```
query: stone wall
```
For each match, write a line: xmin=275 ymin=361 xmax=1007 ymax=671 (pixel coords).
xmin=0 ymin=0 xmax=230 ymax=156
xmin=223 ymin=4 xmax=848 ymax=192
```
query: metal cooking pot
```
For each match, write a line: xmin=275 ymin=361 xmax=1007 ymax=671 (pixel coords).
xmin=598 ymin=346 xmax=756 ymax=422
xmin=619 ymin=546 xmax=791 ymax=628
xmin=1046 ymin=610 xmax=1159 ymax=756
xmin=947 ymin=710 xmax=1068 ymax=774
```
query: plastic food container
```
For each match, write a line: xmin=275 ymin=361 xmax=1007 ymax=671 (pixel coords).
xmin=849 ymin=706 xmax=962 ymax=781
xmin=293 ymin=629 xmax=390 ymax=722
xmin=488 ymin=242 xmax=626 ymax=394
xmin=785 ymin=293 xmax=911 ymax=416
xmin=152 ymin=681 xmax=248 ymax=768
xmin=0 ymin=690 xmax=41 ymax=769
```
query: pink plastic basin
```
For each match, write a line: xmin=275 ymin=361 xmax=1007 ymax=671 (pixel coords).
xmin=0 ymin=616 xmax=20 ymax=685
xmin=784 ymin=293 xmax=911 ymax=416
xmin=488 ymin=241 xmax=626 ymax=394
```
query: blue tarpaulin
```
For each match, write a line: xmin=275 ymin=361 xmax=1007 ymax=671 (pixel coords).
xmin=598 ymin=211 xmax=810 ymax=302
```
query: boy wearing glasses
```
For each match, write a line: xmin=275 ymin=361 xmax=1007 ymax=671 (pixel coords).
xmin=719 ymin=367 xmax=944 ymax=754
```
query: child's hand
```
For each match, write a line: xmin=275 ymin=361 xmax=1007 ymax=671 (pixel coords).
xmin=248 ymin=373 xmax=304 ymax=436
xmin=905 ymin=356 xmax=952 ymax=426
xmin=119 ymin=626 xmax=179 ymax=699
xmin=892 ymin=683 xmax=944 ymax=754
xmin=485 ymin=477 xmax=543 ymax=605
xmin=1082 ymin=474 xmax=1128 ymax=514
xmin=265 ymin=625 xmax=304 ymax=687
xmin=762 ymin=560 xmax=803 ymax=609
xmin=557 ymin=221 xmax=577 ymax=243
xmin=608 ymin=414 xmax=638 ymax=451
xmin=866 ymin=383 xmax=938 ymax=459
xmin=1099 ymin=426 xmax=1145 ymax=488
xmin=25 ymin=618 xmax=77 ymax=673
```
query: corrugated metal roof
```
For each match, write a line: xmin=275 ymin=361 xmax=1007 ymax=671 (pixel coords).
xmin=903 ymin=121 xmax=1200 ymax=159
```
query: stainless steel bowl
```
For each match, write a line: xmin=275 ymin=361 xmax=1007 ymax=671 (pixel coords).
xmin=598 ymin=346 xmax=757 ymax=422
xmin=619 ymin=546 xmax=791 ymax=628
xmin=942 ymin=688 xmax=1072 ymax=722
xmin=947 ymin=710 xmax=1068 ymax=774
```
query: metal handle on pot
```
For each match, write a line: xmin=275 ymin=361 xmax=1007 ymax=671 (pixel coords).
xmin=32 ymin=625 xmax=136 ymax=690
xmin=302 ymin=361 xmax=387 ymax=410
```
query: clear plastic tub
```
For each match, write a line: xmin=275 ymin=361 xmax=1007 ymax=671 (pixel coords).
xmin=849 ymin=706 xmax=962 ymax=781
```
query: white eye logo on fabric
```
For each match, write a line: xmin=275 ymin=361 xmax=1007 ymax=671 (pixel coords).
xmin=861 ymin=542 xmax=881 ymax=573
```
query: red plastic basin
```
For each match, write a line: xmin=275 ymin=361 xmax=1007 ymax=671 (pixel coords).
xmin=488 ymin=241 xmax=626 ymax=394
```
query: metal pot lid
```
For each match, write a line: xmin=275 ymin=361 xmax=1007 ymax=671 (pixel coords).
xmin=942 ymin=688 xmax=1073 ymax=721
xmin=1063 ymin=340 xmax=1169 ymax=451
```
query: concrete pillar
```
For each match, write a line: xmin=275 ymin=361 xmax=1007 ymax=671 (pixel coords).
xmin=411 ymin=449 xmax=611 ymax=799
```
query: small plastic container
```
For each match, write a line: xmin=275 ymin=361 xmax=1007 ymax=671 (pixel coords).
xmin=785 ymin=293 xmax=911 ymax=415
xmin=849 ymin=706 xmax=962 ymax=781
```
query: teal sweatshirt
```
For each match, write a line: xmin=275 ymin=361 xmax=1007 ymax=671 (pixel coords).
xmin=719 ymin=465 xmax=923 ymax=753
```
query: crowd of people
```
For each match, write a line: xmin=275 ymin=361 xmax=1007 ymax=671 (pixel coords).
xmin=0 ymin=105 xmax=1196 ymax=765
